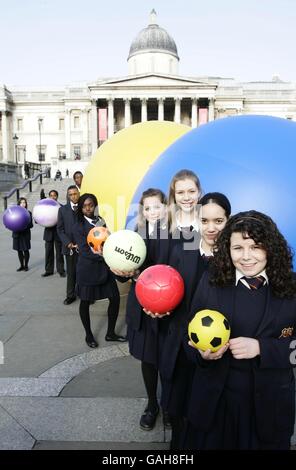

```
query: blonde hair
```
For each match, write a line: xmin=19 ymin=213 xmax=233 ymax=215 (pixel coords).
xmin=168 ymin=169 xmax=201 ymax=233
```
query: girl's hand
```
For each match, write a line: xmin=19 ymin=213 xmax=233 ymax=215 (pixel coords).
xmin=188 ymin=341 xmax=229 ymax=360
xmin=110 ymin=268 xmax=136 ymax=277
xmin=229 ymin=337 xmax=260 ymax=359
xmin=143 ymin=308 xmax=171 ymax=319
xmin=90 ymin=246 xmax=103 ymax=256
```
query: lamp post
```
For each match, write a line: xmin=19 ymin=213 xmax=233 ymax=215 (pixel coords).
xmin=23 ymin=147 xmax=28 ymax=178
xmin=12 ymin=134 xmax=18 ymax=164
xmin=38 ymin=118 xmax=42 ymax=161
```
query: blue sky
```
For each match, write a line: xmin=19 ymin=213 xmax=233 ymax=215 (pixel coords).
xmin=1 ymin=0 xmax=296 ymax=86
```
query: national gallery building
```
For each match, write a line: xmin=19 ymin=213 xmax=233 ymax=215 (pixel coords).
xmin=1 ymin=10 xmax=295 ymax=175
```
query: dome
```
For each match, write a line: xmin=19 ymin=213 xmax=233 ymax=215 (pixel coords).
xmin=128 ymin=10 xmax=179 ymax=60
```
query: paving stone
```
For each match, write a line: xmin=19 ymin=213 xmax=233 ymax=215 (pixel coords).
xmin=0 ymin=397 xmax=165 ymax=443
xmin=0 ymin=404 xmax=35 ymax=450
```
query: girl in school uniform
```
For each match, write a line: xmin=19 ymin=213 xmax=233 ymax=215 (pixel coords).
xmin=73 ymin=193 xmax=126 ymax=348
xmin=148 ymin=188 xmax=231 ymax=449
xmin=144 ymin=169 xmax=203 ymax=445
xmin=112 ymin=188 xmax=168 ymax=431
xmin=13 ymin=197 xmax=33 ymax=272
xmin=183 ymin=210 xmax=296 ymax=450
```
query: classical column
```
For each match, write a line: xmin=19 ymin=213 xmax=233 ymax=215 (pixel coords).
xmin=82 ymin=108 xmax=89 ymax=159
xmin=208 ymin=98 xmax=215 ymax=121
xmin=124 ymin=98 xmax=131 ymax=128
xmin=158 ymin=98 xmax=164 ymax=121
xmin=174 ymin=97 xmax=181 ymax=124
xmin=65 ymin=109 xmax=71 ymax=160
xmin=1 ymin=111 xmax=9 ymax=162
xmin=141 ymin=98 xmax=147 ymax=122
xmin=91 ymin=100 xmax=98 ymax=153
xmin=191 ymin=98 xmax=198 ymax=128
xmin=108 ymin=98 xmax=114 ymax=138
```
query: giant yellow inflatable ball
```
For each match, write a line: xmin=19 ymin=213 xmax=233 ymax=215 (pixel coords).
xmin=188 ymin=309 xmax=231 ymax=353
xmin=81 ymin=121 xmax=189 ymax=231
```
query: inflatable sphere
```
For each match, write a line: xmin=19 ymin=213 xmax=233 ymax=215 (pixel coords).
xmin=87 ymin=226 xmax=110 ymax=253
xmin=103 ymin=229 xmax=147 ymax=271
xmin=128 ymin=116 xmax=296 ymax=267
xmin=188 ymin=309 xmax=231 ymax=353
xmin=81 ymin=121 xmax=189 ymax=231
xmin=32 ymin=198 xmax=60 ymax=227
xmin=135 ymin=265 xmax=185 ymax=314
xmin=3 ymin=205 xmax=30 ymax=232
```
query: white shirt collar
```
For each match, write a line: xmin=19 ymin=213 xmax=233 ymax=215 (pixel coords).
xmin=176 ymin=215 xmax=199 ymax=232
xmin=148 ymin=222 xmax=155 ymax=236
xmin=84 ymin=215 xmax=96 ymax=226
xmin=235 ymin=269 xmax=269 ymax=289
xmin=199 ymin=239 xmax=213 ymax=257
xmin=70 ymin=201 xmax=78 ymax=210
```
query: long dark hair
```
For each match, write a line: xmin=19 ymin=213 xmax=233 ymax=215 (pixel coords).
xmin=76 ymin=193 xmax=98 ymax=222
xmin=210 ymin=210 xmax=296 ymax=298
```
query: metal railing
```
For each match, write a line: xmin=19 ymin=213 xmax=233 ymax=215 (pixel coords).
xmin=3 ymin=168 xmax=51 ymax=210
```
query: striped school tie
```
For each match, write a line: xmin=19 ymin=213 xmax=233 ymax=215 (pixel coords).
xmin=242 ymin=275 xmax=265 ymax=290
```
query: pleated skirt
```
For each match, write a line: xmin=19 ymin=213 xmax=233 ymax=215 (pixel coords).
xmin=76 ymin=273 xmax=119 ymax=302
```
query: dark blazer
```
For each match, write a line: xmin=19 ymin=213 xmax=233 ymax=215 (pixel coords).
xmin=12 ymin=211 xmax=33 ymax=237
xmin=124 ymin=221 xmax=170 ymax=331
xmin=12 ymin=211 xmax=33 ymax=250
xmin=43 ymin=203 xmax=62 ymax=242
xmin=57 ymin=203 xmax=77 ymax=255
xmin=185 ymin=272 xmax=296 ymax=444
xmin=73 ymin=219 xmax=109 ymax=287
xmin=159 ymin=246 xmax=208 ymax=381
xmin=43 ymin=225 xmax=62 ymax=242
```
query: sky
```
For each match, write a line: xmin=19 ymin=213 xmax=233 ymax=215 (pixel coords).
xmin=1 ymin=0 xmax=296 ymax=87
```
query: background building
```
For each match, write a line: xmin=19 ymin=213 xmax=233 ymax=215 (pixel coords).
xmin=1 ymin=10 xmax=296 ymax=177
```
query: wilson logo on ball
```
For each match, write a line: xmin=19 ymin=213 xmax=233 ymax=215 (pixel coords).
xmin=103 ymin=230 xmax=147 ymax=271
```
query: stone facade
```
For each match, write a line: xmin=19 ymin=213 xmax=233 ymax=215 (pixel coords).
xmin=0 ymin=12 xmax=295 ymax=176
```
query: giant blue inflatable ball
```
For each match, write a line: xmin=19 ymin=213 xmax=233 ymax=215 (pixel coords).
xmin=3 ymin=205 xmax=30 ymax=232
xmin=128 ymin=115 xmax=296 ymax=267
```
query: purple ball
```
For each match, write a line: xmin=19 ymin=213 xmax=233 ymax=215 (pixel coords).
xmin=3 ymin=205 xmax=30 ymax=232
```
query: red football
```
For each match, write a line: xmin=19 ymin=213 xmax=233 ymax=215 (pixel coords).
xmin=135 ymin=264 xmax=185 ymax=314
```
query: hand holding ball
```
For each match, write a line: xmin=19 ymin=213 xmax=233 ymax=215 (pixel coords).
xmin=87 ymin=226 xmax=110 ymax=254
xmin=103 ymin=230 xmax=146 ymax=271
xmin=188 ymin=309 xmax=230 ymax=353
xmin=3 ymin=205 xmax=30 ymax=231
xmin=135 ymin=265 xmax=184 ymax=314
xmin=33 ymin=198 xmax=60 ymax=227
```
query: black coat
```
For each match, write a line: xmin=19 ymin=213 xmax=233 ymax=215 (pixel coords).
xmin=12 ymin=211 xmax=33 ymax=251
xmin=43 ymin=225 xmax=61 ymax=242
xmin=124 ymin=222 xmax=157 ymax=331
xmin=159 ymin=247 xmax=208 ymax=381
xmin=73 ymin=219 xmax=110 ymax=287
xmin=57 ymin=203 xmax=77 ymax=255
xmin=184 ymin=272 xmax=296 ymax=444
xmin=43 ymin=203 xmax=62 ymax=242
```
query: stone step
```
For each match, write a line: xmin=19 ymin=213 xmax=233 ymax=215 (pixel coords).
xmin=0 ymin=396 xmax=170 ymax=450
